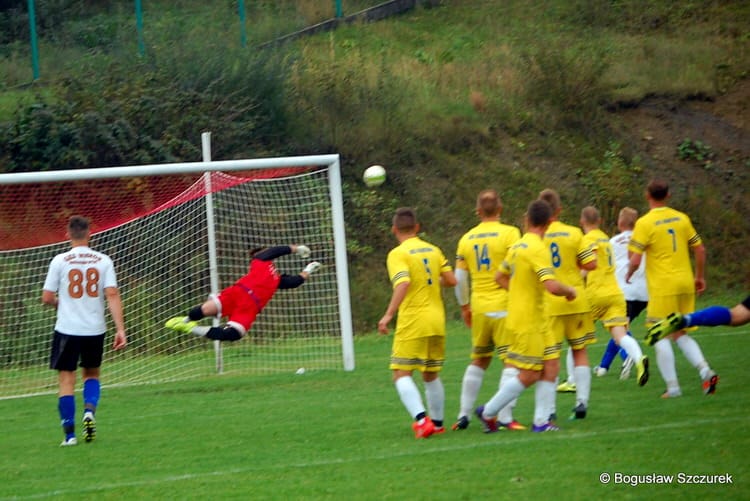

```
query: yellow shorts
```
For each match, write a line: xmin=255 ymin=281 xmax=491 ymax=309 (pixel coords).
xmin=390 ymin=335 xmax=445 ymax=373
xmin=549 ymin=312 xmax=596 ymax=351
xmin=589 ymin=294 xmax=628 ymax=328
xmin=504 ymin=325 xmax=558 ymax=371
xmin=469 ymin=313 xmax=506 ymax=360
xmin=646 ymin=293 xmax=696 ymax=329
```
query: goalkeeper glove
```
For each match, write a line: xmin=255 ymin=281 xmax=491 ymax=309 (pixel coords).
xmin=295 ymin=245 xmax=311 ymax=258
xmin=303 ymin=262 xmax=321 ymax=274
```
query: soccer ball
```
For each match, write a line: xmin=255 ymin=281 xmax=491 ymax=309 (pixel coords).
xmin=363 ymin=165 xmax=386 ymax=188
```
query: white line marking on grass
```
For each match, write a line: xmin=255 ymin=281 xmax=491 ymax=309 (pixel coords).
xmin=6 ymin=414 xmax=746 ymax=500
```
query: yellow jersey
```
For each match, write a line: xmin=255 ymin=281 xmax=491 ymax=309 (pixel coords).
xmin=628 ymin=206 xmax=702 ymax=296
xmin=387 ymin=236 xmax=453 ymax=340
xmin=455 ymin=220 xmax=521 ymax=313
xmin=582 ymin=228 xmax=623 ymax=298
xmin=543 ymin=221 xmax=596 ymax=315
xmin=500 ymin=232 xmax=556 ymax=337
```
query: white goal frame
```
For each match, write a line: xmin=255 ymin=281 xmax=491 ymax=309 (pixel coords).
xmin=0 ymin=134 xmax=354 ymax=398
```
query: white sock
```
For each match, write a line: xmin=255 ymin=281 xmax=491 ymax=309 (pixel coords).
xmin=533 ymin=381 xmax=556 ymax=426
xmin=574 ymin=366 xmax=591 ymax=407
xmin=459 ymin=365 xmax=485 ymax=419
xmin=395 ymin=376 xmax=425 ymax=419
xmin=498 ymin=367 xmax=520 ymax=424
xmin=618 ymin=335 xmax=643 ymax=362
xmin=483 ymin=376 xmax=525 ymax=417
xmin=566 ymin=348 xmax=575 ymax=384
xmin=424 ymin=378 xmax=445 ymax=423
xmin=675 ymin=335 xmax=711 ymax=379
xmin=655 ymin=338 xmax=680 ymax=392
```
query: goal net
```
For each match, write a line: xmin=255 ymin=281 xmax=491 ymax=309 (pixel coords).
xmin=0 ymin=150 xmax=354 ymax=399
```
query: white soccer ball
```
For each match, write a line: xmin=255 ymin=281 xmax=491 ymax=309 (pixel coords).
xmin=295 ymin=367 xmax=306 ymax=375
xmin=363 ymin=165 xmax=386 ymax=187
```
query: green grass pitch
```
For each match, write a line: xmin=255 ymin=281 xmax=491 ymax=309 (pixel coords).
xmin=2 ymin=319 xmax=748 ymax=500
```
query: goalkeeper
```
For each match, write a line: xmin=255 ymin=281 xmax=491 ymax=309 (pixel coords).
xmin=165 ymin=245 xmax=320 ymax=341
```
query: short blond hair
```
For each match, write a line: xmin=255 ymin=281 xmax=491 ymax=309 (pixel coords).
xmin=618 ymin=207 xmax=638 ymax=230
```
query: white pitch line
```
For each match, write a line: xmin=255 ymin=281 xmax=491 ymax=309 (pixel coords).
xmin=4 ymin=414 xmax=746 ymax=501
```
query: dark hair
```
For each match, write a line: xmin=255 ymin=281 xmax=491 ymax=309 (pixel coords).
xmin=527 ymin=199 xmax=552 ymax=227
xmin=647 ymin=179 xmax=669 ymax=201
xmin=476 ymin=189 xmax=501 ymax=217
xmin=393 ymin=207 xmax=418 ymax=232
xmin=68 ymin=216 xmax=90 ymax=240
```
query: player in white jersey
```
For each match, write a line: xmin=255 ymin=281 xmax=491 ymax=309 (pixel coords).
xmin=594 ymin=207 xmax=648 ymax=378
xmin=42 ymin=216 xmax=126 ymax=446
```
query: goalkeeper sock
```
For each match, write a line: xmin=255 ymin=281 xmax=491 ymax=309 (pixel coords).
xmin=83 ymin=378 xmax=100 ymax=413
xmin=58 ymin=395 xmax=75 ymax=437
xmin=206 ymin=326 xmax=243 ymax=341
xmin=188 ymin=306 xmax=205 ymax=321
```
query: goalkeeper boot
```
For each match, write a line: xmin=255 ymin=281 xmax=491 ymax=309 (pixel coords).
xmin=165 ymin=316 xmax=199 ymax=334
xmin=645 ymin=313 xmax=686 ymax=346
xmin=83 ymin=411 xmax=96 ymax=443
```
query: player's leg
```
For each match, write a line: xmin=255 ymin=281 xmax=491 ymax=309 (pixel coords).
xmin=609 ymin=324 xmax=648 ymax=387
xmin=595 ymin=338 xmax=620 ymax=376
xmin=729 ymin=297 xmax=750 ymax=326
xmin=50 ymin=332 xmax=79 ymax=446
xmin=568 ymin=314 xmax=596 ymax=419
xmin=391 ymin=338 xmax=433 ymax=438
xmin=556 ymin=347 xmax=576 ymax=392
xmin=454 ymin=314 xmax=493 ymax=430
xmin=670 ymin=294 xmax=718 ymax=394
xmin=165 ymin=294 xmax=222 ymax=333
xmin=422 ymin=336 xmax=446 ymax=433
xmin=533 ymin=350 xmax=560 ymax=432
xmin=79 ymin=334 xmax=105 ymax=443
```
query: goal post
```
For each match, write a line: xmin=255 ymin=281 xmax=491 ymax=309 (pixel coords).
xmin=0 ymin=144 xmax=354 ymax=399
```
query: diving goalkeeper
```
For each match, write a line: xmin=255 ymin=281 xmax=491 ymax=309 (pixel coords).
xmin=165 ymin=245 xmax=321 ymax=341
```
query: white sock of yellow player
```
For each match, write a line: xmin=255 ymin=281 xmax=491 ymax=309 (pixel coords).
xmin=573 ymin=366 xmax=591 ymax=407
xmin=655 ymin=338 xmax=680 ymax=393
xmin=618 ymin=335 xmax=643 ymax=362
xmin=675 ymin=335 xmax=711 ymax=379
xmin=424 ymin=378 xmax=445 ymax=424
xmin=395 ymin=376 xmax=426 ymax=419
xmin=459 ymin=365 xmax=485 ymax=419
xmin=497 ymin=367 xmax=520 ymax=424
xmin=483 ymin=376 xmax=525 ymax=418
xmin=533 ymin=381 xmax=556 ymax=426
xmin=566 ymin=348 xmax=575 ymax=384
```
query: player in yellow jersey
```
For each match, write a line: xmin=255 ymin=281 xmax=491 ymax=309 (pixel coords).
xmin=476 ymin=199 xmax=576 ymax=433
xmin=452 ymin=190 xmax=523 ymax=431
xmin=626 ymin=179 xmax=718 ymax=398
xmin=378 ymin=207 xmax=457 ymax=438
xmin=538 ymin=189 xmax=597 ymax=421
xmin=579 ymin=206 xmax=649 ymax=386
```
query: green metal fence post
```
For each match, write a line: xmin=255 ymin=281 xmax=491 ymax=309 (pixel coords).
xmin=135 ymin=0 xmax=145 ymax=56
xmin=27 ymin=0 xmax=40 ymax=80
xmin=335 ymin=0 xmax=343 ymax=18
xmin=238 ymin=0 xmax=247 ymax=47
